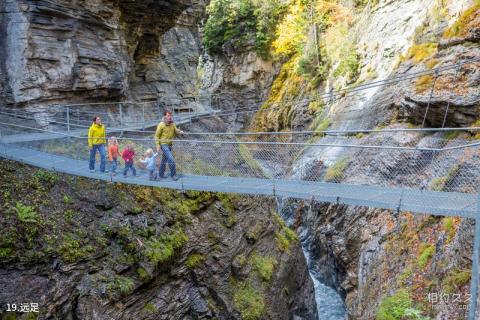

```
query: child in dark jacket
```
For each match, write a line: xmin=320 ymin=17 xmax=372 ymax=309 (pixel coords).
xmin=122 ymin=144 xmax=136 ymax=177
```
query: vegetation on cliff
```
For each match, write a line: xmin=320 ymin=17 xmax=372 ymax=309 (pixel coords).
xmin=0 ymin=159 xmax=311 ymax=319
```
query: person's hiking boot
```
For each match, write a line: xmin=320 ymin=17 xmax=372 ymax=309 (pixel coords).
xmin=158 ymin=175 xmax=166 ymax=179
xmin=171 ymin=175 xmax=179 ymax=181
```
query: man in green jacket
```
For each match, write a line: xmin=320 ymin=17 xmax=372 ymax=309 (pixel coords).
xmin=88 ymin=116 xmax=107 ymax=173
xmin=155 ymin=110 xmax=184 ymax=180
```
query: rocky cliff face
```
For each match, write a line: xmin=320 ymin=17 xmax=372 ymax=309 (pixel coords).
xmin=196 ymin=50 xmax=280 ymax=128
xmin=263 ymin=0 xmax=480 ymax=318
xmin=0 ymin=0 xmax=205 ymax=109
xmin=0 ymin=0 xmax=279 ymax=122
xmin=0 ymin=159 xmax=317 ymax=319
xmin=281 ymin=198 xmax=474 ymax=319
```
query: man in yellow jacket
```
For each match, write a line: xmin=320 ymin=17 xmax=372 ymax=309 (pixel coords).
xmin=88 ymin=116 xmax=107 ymax=173
xmin=155 ymin=110 xmax=184 ymax=180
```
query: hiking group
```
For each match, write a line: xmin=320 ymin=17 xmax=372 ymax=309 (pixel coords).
xmin=88 ymin=110 xmax=184 ymax=181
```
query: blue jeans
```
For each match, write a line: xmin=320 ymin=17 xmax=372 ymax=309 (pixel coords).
xmin=123 ymin=161 xmax=136 ymax=176
xmin=159 ymin=144 xmax=176 ymax=177
xmin=89 ymin=144 xmax=106 ymax=172
xmin=109 ymin=159 xmax=118 ymax=173
xmin=148 ymin=169 xmax=157 ymax=180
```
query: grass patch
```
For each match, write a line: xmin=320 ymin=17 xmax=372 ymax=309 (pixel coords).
xmin=237 ymin=142 xmax=270 ymax=178
xmin=396 ymin=266 xmax=413 ymax=286
xmin=443 ymin=130 xmax=461 ymax=140
xmin=63 ymin=194 xmax=74 ymax=205
xmin=34 ymin=169 xmax=58 ymax=186
xmin=143 ymin=226 xmax=188 ymax=266
xmin=143 ymin=302 xmax=157 ymax=313
xmin=272 ymin=211 xmax=298 ymax=252
xmin=325 ymin=157 xmax=349 ymax=182
xmin=418 ymin=243 xmax=435 ymax=269
xmin=252 ymin=254 xmax=276 ymax=282
xmin=311 ymin=118 xmax=331 ymax=137
xmin=136 ymin=267 xmax=151 ymax=282
xmin=376 ymin=289 xmax=428 ymax=320
xmin=217 ymin=193 xmax=237 ymax=213
xmin=186 ymin=253 xmax=205 ymax=269
xmin=234 ymin=282 xmax=265 ymax=320
xmin=442 ymin=269 xmax=471 ymax=294
xmin=58 ymin=233 xmax=95 ymax=263
xmin=15 ymin=202 xmax=38 ymax=223
xmin=429 ymin=164 xmax=460 ymax=191
xmin=442 ymin=217 xmax=459 ymax=243
xmin=107 ymin=275 xmax=135 ymax=297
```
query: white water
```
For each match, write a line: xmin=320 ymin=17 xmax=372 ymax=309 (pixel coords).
xmin=301 ymin=228 xmax=347 ymax=320
xmin=277 ymin=198 xmax=346 ymax=319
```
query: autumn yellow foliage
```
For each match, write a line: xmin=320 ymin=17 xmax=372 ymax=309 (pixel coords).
xmin=403 ymin=43 xmax=438 ymax=64
xmin=443 ymin=0 xmax=480 ymax=38
xmin=272 ymin=0 xmax=306 ymax=58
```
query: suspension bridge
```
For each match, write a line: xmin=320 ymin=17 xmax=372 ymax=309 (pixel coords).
xmin=1 ymin=58 xmax=480 ymax=319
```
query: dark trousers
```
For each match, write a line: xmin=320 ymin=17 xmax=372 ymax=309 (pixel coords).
xmin=123 ymin=161 xmax=136 ymax=177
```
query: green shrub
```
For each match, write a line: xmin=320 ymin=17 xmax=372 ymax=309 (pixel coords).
xmin=143 ymin=302 xmax=157 ymax=313
xmin=217 ymin=193 xmax=237 ymax=213
xmin=333 ymin=49 xmax=360 ymax=80
xmin=0 ymin=247 xmax=13 ymax=259
xmin=63 ymin=194 xmax=74 ymax=205
xmin=311 ymin=118 xmax=331 ymax=137
xmin=64 ymin=209 xmax=75 ymax=221
xmin=442 ymin=269 xmax=471 ymax=294
xmin=275 ymin=231 xmax=290 ymax=252
xmin=377 ymin=289 xmax=428 ymax=320
xmin=225 ymin=214 xmax=238 ymax=228
xmin=34 ymin=170 xmax=58 ymax=185
xmin=430 ymin=177 xmax=447 ymax=191
xmin=429 ymin=164 xmax=460 ymax=191
xmin=325 ymin=157 xmax=349 ymax=182
xmin=272 ymin=212 xmax=298 ymax=252
xmin=443 ymin=217 xmax=457 ymax=243
xmin=186 ymin=253 xmax=205 ymax=269
xmin=234 ymin=282 xmax=265 ymax=320
xmin=238 ymin=143 xmax=270 ymax=178
xmin=58 ymin=234 xmax=94 ymax=263
xmin=15 ymin=202 xmax=38 ymax=223
xmin=144 ymin=227 xmax=188 ymax=265
xmin=107 ymin=275 xmax=135 ymax=296
xmin=252 ymin=254 xmax=276 ymax=281
xmin=418 ymin=243 xmax=435 ymax=269
xmin=324 ymin=21 xmax=360 ymax=82
xmin=136 ymin=267 xmax=151 ymax=282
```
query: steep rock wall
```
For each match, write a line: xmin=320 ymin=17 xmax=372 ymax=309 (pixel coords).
xmin=0 ymin=159 xmax=317 ymax=319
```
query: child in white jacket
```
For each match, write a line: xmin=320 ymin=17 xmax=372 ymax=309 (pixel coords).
xmin=140 ymin=148 xmax=159 ymax=180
